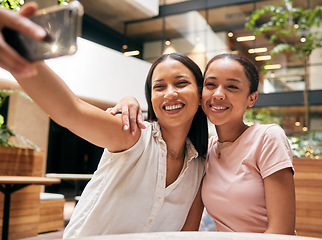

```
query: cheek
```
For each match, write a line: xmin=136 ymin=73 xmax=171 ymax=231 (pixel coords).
xmin=189 ymin=89 xmax=201 ymax=107
xmin=151 ymin=94 xmax=158 ymax=108
xmin=201 ymin=89 xmax=211 ymax=105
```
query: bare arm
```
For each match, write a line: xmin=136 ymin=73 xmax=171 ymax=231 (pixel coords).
xmin=181 ymin=185 xmax=204 ymax=231
xmin=0 ymin=5 xmax=140 ymax=152
xmin=264 ymin=168 xmax=296 ymax=235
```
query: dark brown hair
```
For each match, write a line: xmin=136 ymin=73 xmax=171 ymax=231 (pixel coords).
xmin=145 ymin=53 xmax=208 ymax=158
xmin=204 ymin=53 xmax=259 ymax=95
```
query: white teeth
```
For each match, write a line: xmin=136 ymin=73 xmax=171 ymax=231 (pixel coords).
xmin=165 ymin=104 xmax=183 ymax=111
xmin=211 ymin=106 xmax=227 ymax=110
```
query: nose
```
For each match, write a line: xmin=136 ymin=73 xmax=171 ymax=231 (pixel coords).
xmin=164 ymin=85 xmax=178 ymax=99
xmin=213 ymin=86 xmax=225 ymax=101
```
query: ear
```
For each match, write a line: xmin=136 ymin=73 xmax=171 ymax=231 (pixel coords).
xmin=248 ymin=91 xmax=258 ymax=108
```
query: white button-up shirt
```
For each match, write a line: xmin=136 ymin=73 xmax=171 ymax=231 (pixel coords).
xmin=63 ymin=121 xmax=205 ymax=238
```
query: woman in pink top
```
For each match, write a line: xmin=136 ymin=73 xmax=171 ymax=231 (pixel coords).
xmin=201 ymin=53 xmax=295 ymax=234
xmin=110 ymin=53 xmax=296 ymax=235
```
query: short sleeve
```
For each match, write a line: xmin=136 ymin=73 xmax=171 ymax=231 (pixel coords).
xmin=258 ymin=124 xmax=294 ymax=179
xmin=98 ymin=122 xmax=152 ymax=168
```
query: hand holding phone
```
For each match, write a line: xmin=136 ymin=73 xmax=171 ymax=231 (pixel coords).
xmin=2 ymin=1 xmax=84 ymax=62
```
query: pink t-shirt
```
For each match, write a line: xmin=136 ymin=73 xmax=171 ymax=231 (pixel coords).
xmin=202 ymin=123 xmax=294 ymax=233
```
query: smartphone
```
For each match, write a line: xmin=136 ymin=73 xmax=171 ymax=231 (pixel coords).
xmin=2 ymin=1 xmax=84 ymax=62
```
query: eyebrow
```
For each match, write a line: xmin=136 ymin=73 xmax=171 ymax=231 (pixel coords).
xmin=227 ymin=78 xmax=241 ymax=83
xmin=175 ymin=74 xmax=189 ymax=79
xmin=205 ymin=76 xmax=241 ymax=83
xmin=152 ymin=79 xmax=164 ymax=83
xmin=152 ymin=74 xmax=190 ymax=83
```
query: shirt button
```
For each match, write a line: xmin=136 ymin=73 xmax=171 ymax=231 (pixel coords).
xmin=148 ymin=219 xmax=153 ymax=224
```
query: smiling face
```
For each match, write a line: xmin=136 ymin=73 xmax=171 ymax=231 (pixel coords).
xmin=151 ymin=58 xmax=200 ymax=130
xmin=202 ymin=57 xmax=258 ymax=128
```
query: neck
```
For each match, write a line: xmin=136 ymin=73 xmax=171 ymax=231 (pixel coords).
xmin=161 ymin=125 xmax=188 ymax=161
xmin=216 ymin=122 xmax=249 ymax=143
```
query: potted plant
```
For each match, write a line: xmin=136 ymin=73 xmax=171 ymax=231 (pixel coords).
xmin=245 ymin=0 xmax=322 ymax=130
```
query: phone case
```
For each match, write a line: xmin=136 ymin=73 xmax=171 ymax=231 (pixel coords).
xmin=2 ymin=1 xmax=84 ymax=62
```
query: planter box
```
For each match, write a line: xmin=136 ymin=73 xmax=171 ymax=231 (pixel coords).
xmin=39 ymin=193 xmax=65 ymax=234
xmin=0 ymin=146 xmax=44 ymax=239
xmin=0 ymin=146 xmax=43 ymax=177
xmin=294 ymin=158 xmax=322 ymax=238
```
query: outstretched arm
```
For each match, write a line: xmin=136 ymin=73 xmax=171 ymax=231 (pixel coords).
xmin=0 ymin=4 xmax=140 ymax=152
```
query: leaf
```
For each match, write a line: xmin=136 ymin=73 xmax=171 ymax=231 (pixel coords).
xmin=245 ymin=0 xmax=322 ymax=66
xmin=0 ymin=115 xmax=4 ymax=128
xmin=270 ymin=43 xmax=296 ymax=56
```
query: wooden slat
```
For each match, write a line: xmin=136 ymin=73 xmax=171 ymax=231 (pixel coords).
xmin=38 ymin=198 xmax=65 ymax=233
xmin=294 ymin=158 xmax=322 ymax=238
xmin=0 ymin=147 xmax=44 ymax=239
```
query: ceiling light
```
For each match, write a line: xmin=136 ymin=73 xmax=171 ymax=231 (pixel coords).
xmin=300 ymin=37 xmax=306 ymax=43
xmin=123 ymin=50 xmax=140 ymax=57
xmin=122 ymin=45 xmax=128 ymax=50
xmin=248 ymin=47 xmax=267 ymax=54
xmin=165 ymin=39 xmax=171 ymax=46
xmin=227 ymin=31 xmax=233 ymax=37
xmin=236 ymin=35 xmax=255 ymax=42
xmin=294 ymin=24 xmax=299 ymax=29
xmin=295 ymin=121 xmax=300 ymax=127
xmin=255 ymin=55 xmax=272 ymax=61
xmin=264 ymin=64 xmax=281 ymax=70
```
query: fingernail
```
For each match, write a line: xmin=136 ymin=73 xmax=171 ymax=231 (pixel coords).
xmin=36 ymin=27 xmax=47 ymax=38
xmin=123 ymin=125 xmax=129 ymax=131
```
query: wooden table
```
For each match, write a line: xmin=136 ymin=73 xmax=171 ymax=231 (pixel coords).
xmin=0 ymin=176 xmax=60 ymax=240
xmin=63 ymin=232 xmax=322 ymax=240
xmin=46 ymin=173 xmax=92 ymax=196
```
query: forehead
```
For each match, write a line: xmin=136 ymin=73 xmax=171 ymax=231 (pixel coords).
xmin=205 ymin=58 xmax=246 ymax=78
xmin=152 ymin=58 xmax=194 ymax=79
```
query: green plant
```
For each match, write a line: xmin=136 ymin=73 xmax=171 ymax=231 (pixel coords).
xmin=245 ymin=0 xmax=322 ymax=130
xmin=288 ymin=131 xmax=322 ymax=159
xmin=244 ymin=108 xmax=282 ymax=126
xmin=0 ymin=0 xmax=71 ymax=10
xmin=0 ymin=0 xmax=23 ymax=10
xmin=246 ymin=0 xmax=322 ymax=59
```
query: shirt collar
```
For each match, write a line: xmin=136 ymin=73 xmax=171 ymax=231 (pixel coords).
xmin=151 ymin=121 xmax=199 ymax=161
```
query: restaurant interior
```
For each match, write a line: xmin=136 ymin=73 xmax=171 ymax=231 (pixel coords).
xmin=0 ymin=0 xmax=321 ymax=239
